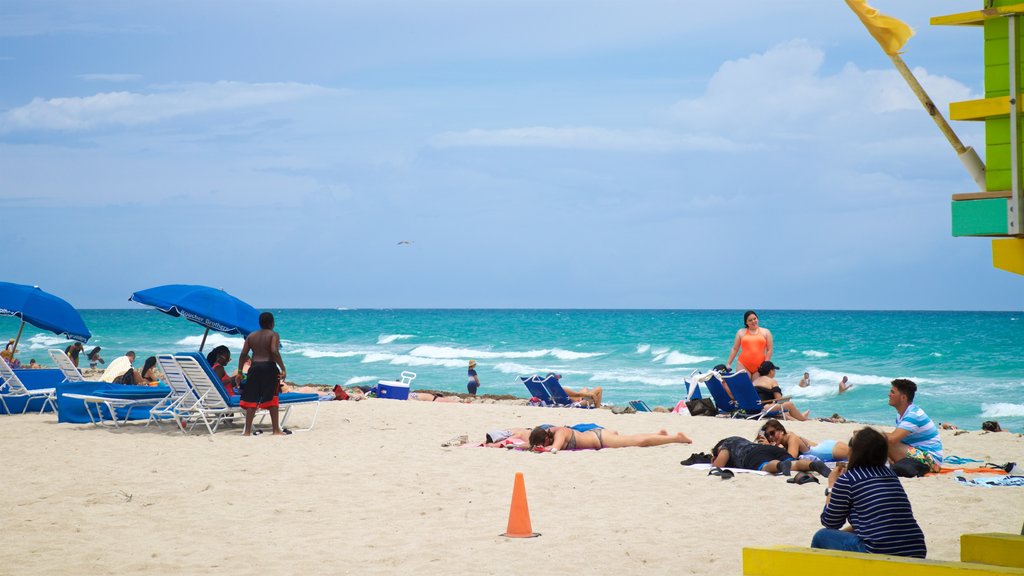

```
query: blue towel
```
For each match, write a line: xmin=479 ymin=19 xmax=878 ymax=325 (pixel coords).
xmin=569 ymin=423 xmax=603 ymax=432
xmin=944 ymin=455 xmax=984 ymax=465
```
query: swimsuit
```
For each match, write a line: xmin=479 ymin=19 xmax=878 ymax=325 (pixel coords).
xmin=806 ymin=440 xmax=837 ymax=460
xmin=738 ymin=329 xmax=768 ymax=374
xmin=564 ymin=430 xmax=577 ymax=451
xmin=239 ymin=361 xmax=280 ymax=409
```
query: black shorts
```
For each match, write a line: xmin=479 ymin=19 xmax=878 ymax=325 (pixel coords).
xmin=240 ymin=361 xmax=280 ymax=409
xmin=740 ymin=445 xmax=791 ymax=470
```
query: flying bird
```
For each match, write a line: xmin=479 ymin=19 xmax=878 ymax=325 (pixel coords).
xmin=397 ymin=240 xmax=413 ymax=246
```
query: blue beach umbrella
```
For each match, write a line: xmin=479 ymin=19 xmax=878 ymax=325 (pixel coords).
xmin=128 ymin=284 xmax=261 ymax=352
xmin=0 ymin=282 xmax=92 ymax=356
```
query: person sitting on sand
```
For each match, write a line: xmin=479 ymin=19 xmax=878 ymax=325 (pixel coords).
xmin=529 ymin=425 xmax=691 ymax=453
xmin=886 ymin=378 xmax=943 ymax=477
xmin=548 ymin=373 xmax=603 ymax=407
xmin=139 ymin=356 xmax=161 ymax=385
xmin=838 ymin=375 xmax=852 ymax=395
xmin=812 ymin=427 xmax=926 ymax=558
xmin=711 ymin=436 xmax=832 ymax=477
xmin=753 ymin=361 xmax=810 ymax=421
xmin=760 ymin=419 xmax=850 ymax=461
xmin=102 ymin=351 xmax=149 ymax=385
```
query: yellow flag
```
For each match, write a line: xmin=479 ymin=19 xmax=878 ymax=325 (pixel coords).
xmin=845 ymin=0 xmax=914 ymax=55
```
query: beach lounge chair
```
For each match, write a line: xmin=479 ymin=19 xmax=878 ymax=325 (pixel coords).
xmin=542 ymin=375 xmax=594 ymax=408
xmin=174 ymin=353 xmax=321 ymax=435
xmin=0 ymin=358 xmax=57 ymax=414
xmin=519 ymin=375 xmax=554 ymax=405
xmin=48 ymin=349 xmax=87 ymax=383
xmin=147 ymin=354 xmax=203 ymax=432
xmin=628 ymin=400 xmax=653 ymax=412
xmin=705 ymin=370 xmax=789 ymax=420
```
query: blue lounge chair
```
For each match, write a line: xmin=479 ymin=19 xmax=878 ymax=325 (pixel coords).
xmin=541 ymin=375 xmax=594 ymax=408
xmin=724 ymin=371 xmax=789 ymax=421
xmin=628 ymin=399 xmax=652 ymax=412
xmin=519 ymin=375 xmax=554 ymax=405
xmin=705 ymin=370 xmax=789 ymax=420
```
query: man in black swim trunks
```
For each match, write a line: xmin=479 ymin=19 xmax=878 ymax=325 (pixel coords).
xmin=235 ymin=312 xmax=287 ymax=436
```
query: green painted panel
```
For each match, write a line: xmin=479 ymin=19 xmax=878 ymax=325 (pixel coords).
xmin=984 ymin=119 xmax=1024 ymax=191
xmin=951 ymin=199 xmax=1010 ymax=236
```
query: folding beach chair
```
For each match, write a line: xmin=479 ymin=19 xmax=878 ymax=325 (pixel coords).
xmin=174 ymin=353 xmax=321 ymax=435
xmin=0 ymin=357 xmax=57 ymax=414
xmin=628 ymin=400 xmax=652 ymax=412
xmin=519 ymin=375 xmax=554 ymax=405
xmin=48 ymin=349 xmax=87 ymax=383
xmin=62 ymin=389 xmax=169 ymax=428
xmin=705 ymin=370 xmax=789 ymax=420
xmin=147 ymin=354 xmax=202 ymax=432
xmin=542 ymin=375 xmax=594 ymax=408
xmin=723 ymin=370 xmax=790 ymax=421
xmin=684 ymin=369 xmax=707 ymax=401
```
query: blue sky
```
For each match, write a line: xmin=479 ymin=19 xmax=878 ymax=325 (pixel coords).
xmin=0 ymin=1 xmax=1016 ymax=310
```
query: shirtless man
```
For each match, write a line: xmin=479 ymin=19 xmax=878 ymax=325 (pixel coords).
xmin=235 ymin=312 xmax=287 ymax=436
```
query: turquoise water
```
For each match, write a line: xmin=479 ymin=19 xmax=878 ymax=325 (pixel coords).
xmin=4 ymin=309 xmax=1023 ymax=431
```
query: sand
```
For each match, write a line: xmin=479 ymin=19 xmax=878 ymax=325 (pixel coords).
xmin=2 ymin=400 xmax=1022 ymax=575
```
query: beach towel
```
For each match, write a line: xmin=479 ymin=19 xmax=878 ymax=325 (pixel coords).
xmin=953 ymin=475 xmax=1024 ymax=487
xmin=682 ymin=463 xmax=769 ymax=476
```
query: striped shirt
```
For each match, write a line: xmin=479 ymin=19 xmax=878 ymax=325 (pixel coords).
xmin=821 ymin=466 xmax=926 ymax=558
xmin=896 ymin=403 xmax=943 ymax=464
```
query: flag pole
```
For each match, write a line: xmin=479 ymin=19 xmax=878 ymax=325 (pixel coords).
xmin=887 ymin=53 xmax=987 ymax=191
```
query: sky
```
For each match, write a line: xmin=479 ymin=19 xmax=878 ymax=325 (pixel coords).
xmin=0 ymin=0 xmax=1019 ymax=310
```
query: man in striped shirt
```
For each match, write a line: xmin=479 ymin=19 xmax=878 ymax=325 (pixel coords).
xmin=886 ymin=378 xmax=943 ymax=478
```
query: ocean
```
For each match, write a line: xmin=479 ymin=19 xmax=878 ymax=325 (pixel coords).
xmin=5 ymin=309 xmax=1023 ymax=431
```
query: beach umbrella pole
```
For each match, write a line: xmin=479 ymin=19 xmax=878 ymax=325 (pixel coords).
xmin=199 ymin=327 xmax=209 ymax=352
xmin=11 ymin=320 xmax=25 ymax=357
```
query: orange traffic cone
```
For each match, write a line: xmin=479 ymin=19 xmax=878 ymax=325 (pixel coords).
xmin=502 ymin=472 xmax=540 ymax=538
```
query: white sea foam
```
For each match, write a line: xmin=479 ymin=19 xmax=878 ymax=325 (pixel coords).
xmin=930 ymin=352 xmax=942 ymax=358
xmin=492 ymin=362 xmax=589 ymax=377
xmin=176 ymin=334 xmax=245 ymax=349
xmin=551 ymin=349 xmax=603 ymax=360
xmin=407 ymin=345 xmax=601 ymax=361
xmin=897 ymin=343 xmax=915 ymax=348
xmin=981 ymin=403 xmax=1024 ymax=418
xmin=362 ymin=352 xmax=465 ymax=368
xmin=293 ymin=348 xmax=367 ymax=359
xmin=650 ymin=346 xmax=669 ymax=355
xmin=636 ymin=344 xmax=651 ymax=354
xmin=25 ymin=334 xmax=70 ymax=349
xmin=345 ymin=376 xmax=377 ymax=385
xmin=661 ymin=351 xmax=714 ymax=365
xmin=803 ymin=368 xmax=943 ymax=386
xmin=802 ymin=350 xmax=830 ymax=358
xmin=588 ymin=370 xmax=687 ymax=387
xmin=378 ymin=334 xmax=414 ymax=345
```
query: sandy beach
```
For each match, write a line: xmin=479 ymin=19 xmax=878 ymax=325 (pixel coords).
xmin=3 ymin=399 xmax=1022 ymax=575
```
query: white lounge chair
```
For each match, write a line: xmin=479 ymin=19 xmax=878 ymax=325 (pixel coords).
xmin=147 ymin=354 xmax=202 ymax=432
xmin=48 ymin=349 xmax=86 ymax=383
xmin=174 ymin=353 xmax=319 ymax=435
xmin=0 ymin=358 xmax=57 ymax=414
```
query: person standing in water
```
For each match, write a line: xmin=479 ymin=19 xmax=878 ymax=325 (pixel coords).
xmin=726 ymin=310 xmax=773 ymax=374
xmin=236 ymin=312 xmax=287 ymax=436
xmin=467 ymin=359 xmax=480 ymax=395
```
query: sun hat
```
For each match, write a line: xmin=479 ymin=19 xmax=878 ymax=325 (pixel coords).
xmin=468 ymin=359 xmax=477 ymax=367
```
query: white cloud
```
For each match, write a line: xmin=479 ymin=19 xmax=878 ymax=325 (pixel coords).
xmin=77 ymin=73 xmax=143 ymax=82
xmin=432 ymin=126 xmax=751 ymax=152
xmin=671 ymin=39 xmax=978 ymax=142
xmin=1 ymin=81 xmax=340 ymax=132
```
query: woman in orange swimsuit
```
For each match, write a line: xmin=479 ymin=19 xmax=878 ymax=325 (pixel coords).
xmin=726 ymin=310 xmax=773 ymax=374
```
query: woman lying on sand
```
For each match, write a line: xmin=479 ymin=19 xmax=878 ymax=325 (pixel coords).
xmin=529 ymin=426 xmax=691 ymax=453
xmin=759 ymin=419 xmax=850 ymax=461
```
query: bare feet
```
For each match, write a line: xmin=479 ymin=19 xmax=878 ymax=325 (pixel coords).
xmin=676 ymin=432 xmax=692 ymax=444
xmin=658 ymin=429 xmax=668 ymax=436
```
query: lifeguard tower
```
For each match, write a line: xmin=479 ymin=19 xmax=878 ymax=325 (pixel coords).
xmin=934 ymin=1 xmax=1024 ymax=275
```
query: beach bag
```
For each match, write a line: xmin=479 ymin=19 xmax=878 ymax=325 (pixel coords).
xmin=686 ymin=398 xmax=717 ymax=417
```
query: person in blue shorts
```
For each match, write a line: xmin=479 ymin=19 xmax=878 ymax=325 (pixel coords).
xmin=886 ymin=379 xmax=943 ymax=477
